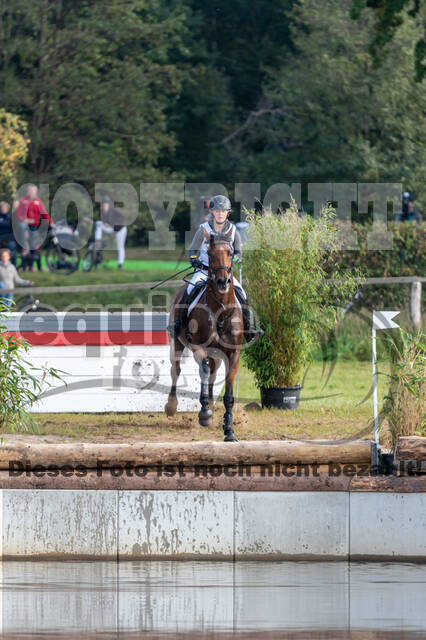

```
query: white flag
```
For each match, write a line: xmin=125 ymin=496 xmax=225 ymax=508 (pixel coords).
xmin=373 ymin=311 xmax=400 ymax=330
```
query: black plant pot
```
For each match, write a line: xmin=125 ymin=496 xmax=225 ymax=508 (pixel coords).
xmin=260 ymin=385 xmax=302 ymax=410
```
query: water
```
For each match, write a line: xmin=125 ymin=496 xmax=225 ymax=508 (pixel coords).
xmin=0 ymin=561 xmax=425 ymax=638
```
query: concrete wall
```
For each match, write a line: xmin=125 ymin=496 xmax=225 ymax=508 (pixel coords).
xmin=1 ymin=490 xmax=425 ymax=560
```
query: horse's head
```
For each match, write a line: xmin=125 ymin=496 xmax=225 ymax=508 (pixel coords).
xmin=203 ymin=228 xmax=233 ymax=293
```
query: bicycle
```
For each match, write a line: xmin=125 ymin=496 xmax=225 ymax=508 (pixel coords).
xmin=14 ymin=293 xmax=56 ymax=313
xmin=82 ymin=238 xmax=105 ymax=272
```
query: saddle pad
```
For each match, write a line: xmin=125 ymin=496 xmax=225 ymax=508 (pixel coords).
xmin=187 ymin=287 xmax=242 ymax=316
xmin=188 ymin=286 xmax=206 ymax=315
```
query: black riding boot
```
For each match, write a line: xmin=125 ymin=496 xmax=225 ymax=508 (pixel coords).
xmin=168 ymin=289 xmax=191 ymax=338
xmin=235 ymin=289 xmax=264 ymax=344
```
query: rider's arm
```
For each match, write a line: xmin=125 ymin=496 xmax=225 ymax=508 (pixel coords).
xmin=233 ymin=228 xmax=242 ymax=261
xmin=187 ymin=226 xmax=204 ymax=261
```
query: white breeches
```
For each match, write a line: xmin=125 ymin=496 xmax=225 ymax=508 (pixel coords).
xmin=94 ymin=222 xmax=127 ymax=265
xmin=187 ymin=269 xmax=246 ymax=299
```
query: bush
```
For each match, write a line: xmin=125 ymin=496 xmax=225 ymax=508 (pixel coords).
xmin=242 ymin=199 xmax=359 ymax=388
xmin=0 ymin=301 xmax=63 ymax=432
xmin=331 ymin=222 xmax=425 ymax=309
xmin=382 ymin=330 xmax=425 ymax=450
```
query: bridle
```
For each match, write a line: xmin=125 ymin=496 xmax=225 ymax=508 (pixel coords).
xmin=208 ymin=240 xmax=233 ymax=285
xmin=205 ymin=239 xmax=235 ymax=332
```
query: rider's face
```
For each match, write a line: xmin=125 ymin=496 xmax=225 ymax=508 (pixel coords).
xmin=212 ymin=209 xmax=229 ymax=225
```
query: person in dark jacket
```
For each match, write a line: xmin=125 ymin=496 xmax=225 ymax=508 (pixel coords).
xmin=395 ymin=192 xmax=422 ymax=223
xmin=0 ymin=202 xmax=17 ymax=263
xmin=94 ymin=195 xmax=127 ymax=269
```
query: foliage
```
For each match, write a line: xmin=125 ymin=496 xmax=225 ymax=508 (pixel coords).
xmin=0 ymin=301 xmax=63 ymax=432
xmin=0 ymin=0 xmax=187 ymax=188
xmin=381 ymin=330 xmax=426 ymax=449
xmin=0 ymin=109 xmax=29 ymax=196
xmin=329 ymin=221 xmax=426 ymax=309
xmin=350 ymin=0 xmax=426 ymax=81
xmin=242 ymin=199 xmax=360 ymax=387
xmin=233 ymin=0 xmax=426 ymax=211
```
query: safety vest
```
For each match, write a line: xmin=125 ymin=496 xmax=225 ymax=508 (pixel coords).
xmin=198 ymin=221 xmax=236 ymax=267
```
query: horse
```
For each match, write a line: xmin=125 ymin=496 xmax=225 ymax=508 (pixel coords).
xmin=165 ymin=228 xmax=243 ymax=442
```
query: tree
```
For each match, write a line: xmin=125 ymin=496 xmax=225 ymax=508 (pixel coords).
xmin=350 ymin=0 xmax=426 ymax=82
xmin=0 ymin=0 xmax=187 ymax=187
xmin=228 ymin=0 xmax=426 ymax=210
xmin=0 ymin=108 xmax=29 ymax=197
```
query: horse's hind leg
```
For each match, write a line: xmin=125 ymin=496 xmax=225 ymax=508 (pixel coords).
xmin=165 ymin=338 xmax=184 ymax=417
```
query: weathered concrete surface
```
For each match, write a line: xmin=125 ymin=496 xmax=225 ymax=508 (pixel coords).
xmin=2 ymin=489 xmax=117 ymax=558
xmin=0 ymin=439 xmax=373 ymax=468
xmin=350 ymin=492 xmax=426 ymax=560
xmin=118 ymin=490 xmax=234 ymax=558
xmin=234 ymin=492 xmax=349 ymax=559
xmin=0 ymin=488 xmax=425 ymax=559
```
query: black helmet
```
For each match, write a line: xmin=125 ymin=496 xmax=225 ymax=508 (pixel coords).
xmin=209 ymin=195 xmax=231 ymax=211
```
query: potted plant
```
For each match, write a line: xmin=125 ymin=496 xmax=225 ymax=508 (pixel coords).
xmin=242 ymin=198 xmax=359 ymax=409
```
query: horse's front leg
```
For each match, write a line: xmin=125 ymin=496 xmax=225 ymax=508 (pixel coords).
xmin=198 ymin=356 xmax=213 ymax=427
xmin=223 ymin=352 xmax=239 ymax=442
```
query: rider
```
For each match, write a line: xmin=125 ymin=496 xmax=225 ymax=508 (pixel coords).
xmin=168 ymin=194 xmax=263 ymax=343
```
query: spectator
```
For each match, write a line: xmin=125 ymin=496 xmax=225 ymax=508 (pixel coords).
xmin=95 ymin=195 xmax=127 ymax=269
xmin=0 ymin=201 xmax=17 ymax=263
xmin=14 ymin=184 xmax=53 ymax=256
xmin=395 ymin=192 xmax=422 ymax=223
xmin=0 ymin=248 xmax=33 ymax=306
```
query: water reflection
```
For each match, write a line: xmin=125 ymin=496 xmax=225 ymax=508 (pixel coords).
xmin=0 ymin=561 xmax=425 ymax=638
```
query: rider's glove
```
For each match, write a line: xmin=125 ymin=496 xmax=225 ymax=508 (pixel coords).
xmin=233 ymin=255 xmax=242 ymax=264
xmin=190 ymin=256 xmax=202 ymax=270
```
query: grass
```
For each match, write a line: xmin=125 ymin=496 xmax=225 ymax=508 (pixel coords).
xmin=3 ymin=361 xmax=391 ymax=444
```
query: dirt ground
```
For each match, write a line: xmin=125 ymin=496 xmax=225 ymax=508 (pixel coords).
xmin=1 ymin=404 xmax=375 ymax=444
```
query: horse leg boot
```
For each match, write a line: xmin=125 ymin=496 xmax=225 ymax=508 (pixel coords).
xmin=223 ymin=382 xmax=238 ymax=442
xmin=198 ymin=357 xmax=213 ymax=427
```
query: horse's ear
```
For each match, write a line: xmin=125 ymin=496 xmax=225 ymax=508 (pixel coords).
xmin=202 ymin=227 xmax=210 ymax=243
xmin=224 ymin=229 xmax=233 ymax=241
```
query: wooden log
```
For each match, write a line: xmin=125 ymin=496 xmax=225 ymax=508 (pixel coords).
xmin=350 ymin=475 xmax=426 ymax=492
xmin=0 ymin=469 xmax=351 ymax=490
xmin=392 ymin=460 xmax=426 ymax=476
xmin=0 ymin=439 xmax=373 ymax=469
xmin=395 ymin=436 xmax=426 ymax=461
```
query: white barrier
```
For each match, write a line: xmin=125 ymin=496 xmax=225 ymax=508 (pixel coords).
xmin=4 ymin=313 xmax=225 ymax=412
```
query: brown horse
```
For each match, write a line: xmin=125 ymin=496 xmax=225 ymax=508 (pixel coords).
xmin=165 ymin=229 xmax=243 ymax=441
